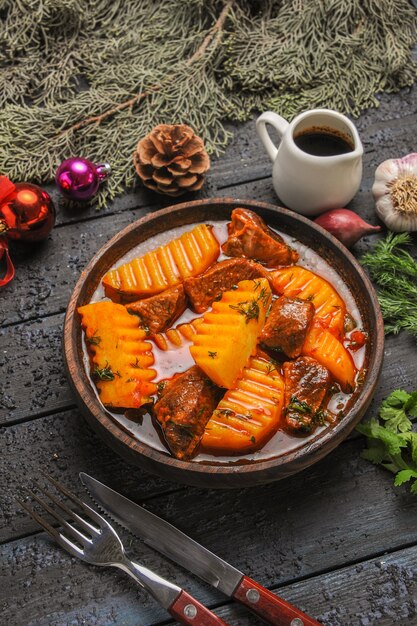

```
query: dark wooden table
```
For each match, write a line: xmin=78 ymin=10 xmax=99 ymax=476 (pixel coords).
xmin=2 ymin=84 xmax=417 ymax=625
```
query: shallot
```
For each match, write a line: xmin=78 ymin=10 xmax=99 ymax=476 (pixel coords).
xmin=314 ymin=208 xmax=381 ymax=248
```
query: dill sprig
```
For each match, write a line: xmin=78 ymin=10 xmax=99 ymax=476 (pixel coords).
xmin=361 ymin=233 xmax=417 ymax=338
xmin=229 ymin=299 xmax=260 ymax=323
xmin=93 ymin=361 xmax=117 ymax=381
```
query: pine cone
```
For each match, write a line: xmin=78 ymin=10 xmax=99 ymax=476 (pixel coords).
xmin=133 ymin=124 xmax=210 ymax=197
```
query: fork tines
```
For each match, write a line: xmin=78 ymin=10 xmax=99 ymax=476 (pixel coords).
xmin=16 ymin=473 xmax=102 ymax=557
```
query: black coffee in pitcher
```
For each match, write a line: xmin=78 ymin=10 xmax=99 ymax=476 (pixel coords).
xmin=294 ymin=126 xmax=354 ymax=157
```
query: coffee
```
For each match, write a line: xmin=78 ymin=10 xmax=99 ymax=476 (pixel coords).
xmin=294 ymin=127 xmax=353 ymax=157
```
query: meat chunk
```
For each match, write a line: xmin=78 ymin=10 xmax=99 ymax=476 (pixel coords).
xmin=260 ymin=296 xmax=315 ymax=358
xmin=283 ymin=356 xmax=331 ymax=432
xmin=126 ymin=284 xmax=186 ymax=335
xmin=222 ymin=208 xmax=298 ymax=267
xmin=153 ymin=366 xmax=220 ymax=460
xmin=184 ymin=258 xmax=269 ymax=313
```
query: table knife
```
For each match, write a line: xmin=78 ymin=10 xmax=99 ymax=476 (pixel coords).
xmin=80 ymin=472 xmax=321 ymax=626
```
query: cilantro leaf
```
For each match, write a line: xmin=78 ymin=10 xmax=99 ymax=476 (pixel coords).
xmin=379 ymin=389 xmax=413 ymax=432
xmin=357 ymin=388 xmax=417 ymax=496
xmin=394 ymin=469 xmax=417 ymax=487
xmin=361 ymin=439 xmax=388 ymax=465
xmin=379 ymin=405 xmax=412 ymax=432
xmin=357 ymin=419 xmax=407 ymax=456
xmin=399 ymin=431 xmax=417 ymax=465
xmin=405 ymin=391 xmax=417 ymax=418
xmin=382 ymin=389 xmax=410 ymax=407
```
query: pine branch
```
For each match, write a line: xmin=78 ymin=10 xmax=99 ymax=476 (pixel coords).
xmin=0 ymin=0 xmax=416 ymax=207
xmin=56 ymin=0 xmax=235 ymax=137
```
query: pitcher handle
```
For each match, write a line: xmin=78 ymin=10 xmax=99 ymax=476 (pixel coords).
xmin=256 ymin=112 xmax=289 ymax=162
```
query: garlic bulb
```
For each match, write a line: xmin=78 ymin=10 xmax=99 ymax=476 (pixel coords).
xmin=373 ymin=153 xmax=417 ymax=232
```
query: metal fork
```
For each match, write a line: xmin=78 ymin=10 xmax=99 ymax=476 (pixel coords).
xmin=17 ymin=474 xmax=227 ymax=626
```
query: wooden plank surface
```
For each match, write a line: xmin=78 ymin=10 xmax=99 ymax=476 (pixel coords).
xmin=2 ymin=437 xmax=417 ymax=624
xmin=2 ymin=83 xmax=417 ymax=625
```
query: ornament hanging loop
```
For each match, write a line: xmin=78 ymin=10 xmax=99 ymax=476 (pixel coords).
xmin=96 ymin=163 xmax=112 ymax=181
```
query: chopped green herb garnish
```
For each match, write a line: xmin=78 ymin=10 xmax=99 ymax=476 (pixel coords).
xmin=265 ymin=362 xmax=277 ymax=376
xmin=93 ymin=361 xmax=115 ymax=381
xmin=86 ymin=334 xmax=101 ymax=346
xmin=208 ymin=351 xmax=217 ymax=359
xmin=130 ymin=357 xmax=142 ymax=369
xmin=216 ymin=408 xmax=234 ymax=418
xmin=229 ymin=299 xmax=260 ymax=323
xmin=356 ymin=369 xmax=367 ymax=386
xmin=287 ymin=396 xmax=313 ymax=415
xmin=314 ymin=409 xmax=327 ymax=425
xmin=157 ymin=380 xmax=167 ymax=396
xmin=250 ymin=436 xmax=256 ymax=444
xmin=167 ymin=419 xmax=195 ymax=434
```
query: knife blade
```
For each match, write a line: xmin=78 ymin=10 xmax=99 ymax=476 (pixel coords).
xmin=80 ymin=472 xmax=321 ymax=626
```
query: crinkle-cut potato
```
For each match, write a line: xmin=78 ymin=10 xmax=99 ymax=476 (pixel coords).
xmin=152 ymin=317 xmax=204 ymax=351
xmin=78 ymin=302 xmax=157 ymax=408
xmin=303 ymin=325 xmax=356 ymax=392
xmin=102 ymin=224 xmax=220 ymax=302
xmin=271 ymin=266 xmax=346 ymax=338
xmin=190 ymin=278 xmax=272 ymax=388
xmin=202 ymin=357 xmax=284 ymax=453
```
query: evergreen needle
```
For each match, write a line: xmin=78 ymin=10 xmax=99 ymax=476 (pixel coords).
xmin=0 ymin=1 xmax=416 ymax=207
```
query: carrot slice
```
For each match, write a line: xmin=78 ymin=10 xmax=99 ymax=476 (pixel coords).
xmin=102 ymin=224 xmax=219 ymax=302
xmin=303 ymin=326 xmax=356 ymax=392
xmin=78 ymin=301 xmax=157 ymax=408
xmin=271 ymin=266 xmax=346 ymax=338
xmin=202 ymin=357 xmax=284 ymax=453
xmin=152 ymin=318 xmax=204 ymax=351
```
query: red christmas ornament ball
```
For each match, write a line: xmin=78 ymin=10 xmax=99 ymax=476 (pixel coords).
xmin=0 ymin=182 xmax=56 ymax=243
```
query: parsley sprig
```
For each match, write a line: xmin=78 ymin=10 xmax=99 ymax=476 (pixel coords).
xmin=356 ymin=389 xmax=417 ymax=494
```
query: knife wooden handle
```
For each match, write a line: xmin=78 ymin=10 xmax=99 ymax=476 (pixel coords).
xmin=232 ymin=576 xmax=321 ymax=626
xmin=169 ymin=589 xmax=228 ymax=625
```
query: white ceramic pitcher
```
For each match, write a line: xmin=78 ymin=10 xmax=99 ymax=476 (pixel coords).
xmin=256 ymin=109 xmax=363 ymax=215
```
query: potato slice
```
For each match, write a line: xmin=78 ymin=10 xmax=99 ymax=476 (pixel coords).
xmin=102 ymin=224 xmax=220 ymax=302
xmin=78 ymin=301 xmax=157 ymax=408
xmin=202 ymin=357 xmax=284 ymax=453
xmin=190 ymin=278 xmax=271 ymax=388
xmin=271 ymin=266 xmax=346 ymax=338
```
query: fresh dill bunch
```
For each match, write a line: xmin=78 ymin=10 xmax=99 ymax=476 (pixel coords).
xmin=361 ymin=233 xmax=417 ymax=339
